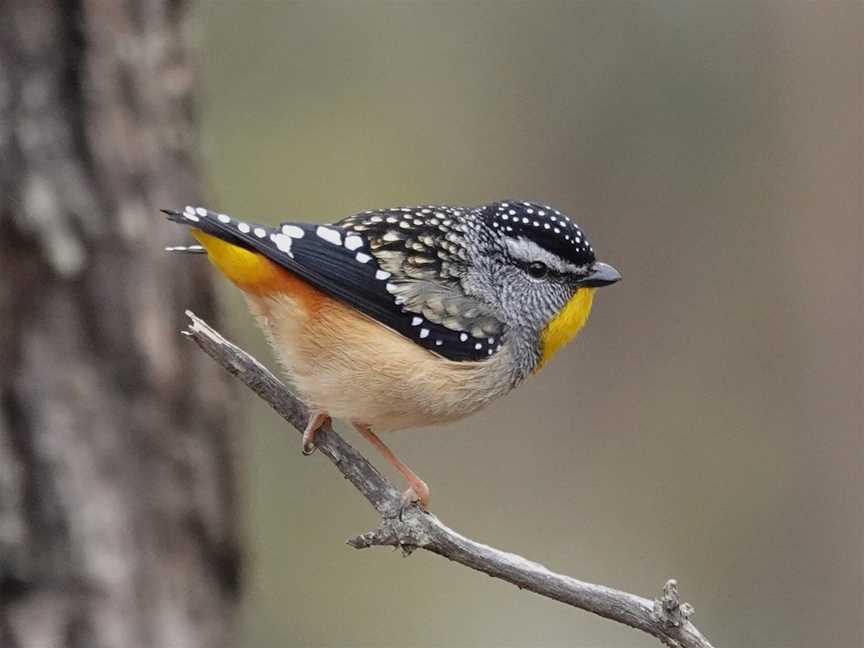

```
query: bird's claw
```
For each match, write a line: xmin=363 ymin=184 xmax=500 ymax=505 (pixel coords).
xmin=301 ymin=429 xmax=317 ymax=455
xmin=300 ymin=411 xmax=329 ymax=457
xmin=398 ymin=482 xmax=430 ymax=520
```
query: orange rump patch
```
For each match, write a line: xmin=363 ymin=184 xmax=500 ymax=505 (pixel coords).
xmin=191 ymin=229 xmax=327 ymax=309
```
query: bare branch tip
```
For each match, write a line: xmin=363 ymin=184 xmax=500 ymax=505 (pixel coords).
xmin=653 ymin=578 xmax=695 ymax=628
xmin=346 ymin=531 xmax=376 ymax=549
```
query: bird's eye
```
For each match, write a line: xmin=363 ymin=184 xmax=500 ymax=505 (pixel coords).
xmin=526 ymin=261 xmax=548 ymax=279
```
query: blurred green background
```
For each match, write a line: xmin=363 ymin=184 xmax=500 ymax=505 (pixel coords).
xmin=197 ymin=2 xmax=861 ymax=647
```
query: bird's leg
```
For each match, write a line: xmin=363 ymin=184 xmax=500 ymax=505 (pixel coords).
xmin=301 ymin=410 xmax=330 ymax=455
xmin=352 ymin=423 xmax=430 ymax=511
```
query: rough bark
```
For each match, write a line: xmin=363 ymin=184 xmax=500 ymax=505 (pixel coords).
xmin=0 ymin=3 xmax=239 ymax=648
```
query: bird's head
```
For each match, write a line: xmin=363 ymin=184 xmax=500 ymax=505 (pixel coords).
xmin=464 ymin=201 xmax=620 ymax=372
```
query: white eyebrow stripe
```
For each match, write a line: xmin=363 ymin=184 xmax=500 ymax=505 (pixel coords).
xmin=504 ymin=236 xmax=586 ymax=274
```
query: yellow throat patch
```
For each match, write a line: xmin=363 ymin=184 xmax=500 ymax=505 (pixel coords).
xmin=537 ymin=287 xmax=596 ymax=371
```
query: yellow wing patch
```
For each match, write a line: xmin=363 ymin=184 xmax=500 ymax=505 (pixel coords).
xmin=536 ymin=288 xmax=596 ymax=371
xmin=192 ymin=229 xmax=283 ymax=294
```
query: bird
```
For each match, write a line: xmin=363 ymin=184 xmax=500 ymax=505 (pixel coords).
xmin=165 ymin=200 xmax=620 ymax=510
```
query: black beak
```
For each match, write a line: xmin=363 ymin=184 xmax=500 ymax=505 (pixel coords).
xmin=579 ymin=262 xmax=621 ymax=287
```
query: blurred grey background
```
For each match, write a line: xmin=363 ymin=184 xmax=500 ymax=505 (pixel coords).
xmin=197 ymin=2 xmax=861 ymax=647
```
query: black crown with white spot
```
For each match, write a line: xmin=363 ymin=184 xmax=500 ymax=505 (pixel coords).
xmin=480 ymin=200 xmax=595 ymax=268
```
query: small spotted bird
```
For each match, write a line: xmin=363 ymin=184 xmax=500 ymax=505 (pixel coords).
xmin=165 ymin=200 xmax=620 ymax=508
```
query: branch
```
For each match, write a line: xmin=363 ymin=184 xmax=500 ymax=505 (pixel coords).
xmin=183 ymin=311 xmax=716 ymax=648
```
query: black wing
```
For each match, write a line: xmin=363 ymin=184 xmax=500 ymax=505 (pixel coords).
xmin=165 ymin=205 xmax=504 ymax=362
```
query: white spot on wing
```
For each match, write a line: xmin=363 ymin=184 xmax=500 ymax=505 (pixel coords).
xmin=254 ymin=227 xmax=266 ymax=238
xmin=355 ymin=252 xmax=372 ymax=263
xmin=269 ymin=233 xmax=294 ymax=257
xmin=344 ymin=235 xmax=363 ymax=251
xmin=238 ymin=222 xmax=251 ymax=233
xmin=375 ymin=270 xmax=391 ymax=280
xmin=282 ymin=225 xmax=305 ymax=238
xmin=218 ymin=214 xmax=231 ymax=223
xmin=316 ymin=226 xmax=342 ymax=245
xmin=195 ymin=207 xmax=208 ymax=216
xmin=411 ymin=317 xmax=422 ymax=326
xmin=419 ymin=328 xmax=430 ymax=338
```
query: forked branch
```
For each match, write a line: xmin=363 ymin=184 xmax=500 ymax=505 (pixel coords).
xmin=183 ymin=311 xmax=716 ymax=648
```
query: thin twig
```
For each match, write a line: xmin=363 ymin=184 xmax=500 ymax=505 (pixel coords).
xmin=183 ymin=311 xmax=716 ymax=648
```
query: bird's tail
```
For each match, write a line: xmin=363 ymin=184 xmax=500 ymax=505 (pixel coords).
xmin=163 ymin=206 xmax=288 ymax=294
xmin=164 ymin=244 xmax=206 ymax=254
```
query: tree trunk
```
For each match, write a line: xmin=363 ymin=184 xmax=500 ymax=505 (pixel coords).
xmin=0 ymin=3 xmax=240 ymax=648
